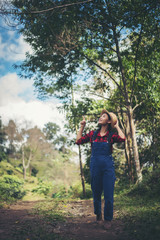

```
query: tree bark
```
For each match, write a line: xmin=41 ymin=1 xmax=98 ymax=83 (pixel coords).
xmin=78 ymin=144 xmax=86 ymax=198
xmin=127 ymin=106 xmax=142 ymax=182
xmin=23 ymin=167 xmax=26 ymax=180
xmin=71 ymin=82 xmax=86 ymax=197
xmin=22 ymin=145 xmax=32 ymax=180
xmin=125 ymin=116 xmax=134 ymax=183
xmin=110 ymin=18 xmax=142 ymax=183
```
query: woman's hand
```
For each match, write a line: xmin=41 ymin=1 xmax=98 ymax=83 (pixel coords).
xmin=114 ymin=119 xmax=125 ymax=139
xmin=114 ymin=119 xmax=119 ymax=128
xmin=80 ymin=116 xmax=86 ymax=128
xmin=76 ymin=116 xmax=86 ymax=142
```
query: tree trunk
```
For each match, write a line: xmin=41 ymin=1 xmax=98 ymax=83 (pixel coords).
xmin=78 ymin=145 xmax=86 ymax=198
xmin=126 ymin=139 xmax=134 ymax=183
xmin=23 ymin=167 xmax=26 ymax=180
xmin=71 ymin=82 xmax=86 ymax=198
xmin=22 ymin=145 xmax=32 ymax=181
xmin=125 ymin=117 xmax=134 ymax=183
xmin=117 ymin=106 xmax=134 ymax=183
xmin=111 ymin=22 xmax=142 ymax=183
xmin=128 ymin=106 xmax=142 ymax=182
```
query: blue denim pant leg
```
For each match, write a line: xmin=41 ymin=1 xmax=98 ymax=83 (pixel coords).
xmin=103 ymin=168 xmax=115 ymax=221
xmin=91 ymin=169 xmax=103 ymax=216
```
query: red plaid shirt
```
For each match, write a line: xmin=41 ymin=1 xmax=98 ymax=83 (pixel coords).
xmin=76 ymin=130 xmax=125 ymax=151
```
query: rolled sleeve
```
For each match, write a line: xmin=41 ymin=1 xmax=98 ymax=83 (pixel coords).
xmin=111 ymin=133 xmax=126 ymax=144
xmin=76 ymin=131 xmax=94 ymax=145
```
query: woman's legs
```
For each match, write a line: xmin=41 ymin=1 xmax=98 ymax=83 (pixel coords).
xmin=103 ymin=169 xmax=115 ymax=221
xmin=91 ymin=173 xmax=103 ymax=217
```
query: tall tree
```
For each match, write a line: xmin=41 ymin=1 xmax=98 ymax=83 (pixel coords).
xmin=0 ymin=117 xmax=7 ymax=161
xmin=43 ymin=122 xmax=60 ymax=143
xmin=12 ymin=0 xmax=160 ymax=181
xmin=20 ymin=126 xmax=54 ymax=179
xmin=22 ymin=144 xmax=32 ymax=180
xmin=4 ymin=120 xmax=22 ymax=155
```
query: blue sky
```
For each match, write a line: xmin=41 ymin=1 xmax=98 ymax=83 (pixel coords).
xmin=0 ymin=18 xmax=65 ymax=130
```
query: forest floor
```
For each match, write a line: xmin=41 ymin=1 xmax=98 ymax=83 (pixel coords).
xmin=0 ymin=199 xmax=132 ymax=240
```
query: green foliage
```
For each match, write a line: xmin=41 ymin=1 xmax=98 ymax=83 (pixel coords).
xmin=0 ymin=148 xmax=7 ymax=162
xmin=12 ymin=0 xmax=160 ymax=102
xmin=115 ymin=187 xmax=160 ymax=240
xmin=31 ymin=166 xmax=38 ymax=176
xmin=70 ymin=182 xmax=92 ymax=199
xmin=52 ymin=185 xmax=69 ymax=199
xmin=0 ymin=117 xmax=7 ymax=161
xmin=0 ymin=161 xmax=22 ymax=177
xmin=69 ymin=182 xmax=92 ymax=199
xmin=32 ymin=179 xmax=52 ymax=196
xmin=128 ymin=165 xmax=160 ymax=197
xmin=43 ymin=122 xmax=60 ymax=141
xmin=33 ymin=200 xmax=66 ymax=222
xmin=0 ymin=175 xmax=26 ymax=201
xmin=0 ymin=119 xmax=79 ymax=186
xmin=52 ymin=181 xmax=92 ymax=199
xmin=83 ymin=147 xmax=92 ymax=184
xmin=11 ymin=0 xmax=160 ymax=184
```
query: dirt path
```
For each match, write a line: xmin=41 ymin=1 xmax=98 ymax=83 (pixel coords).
xmin=0 ymin=200 xmax=130 ymax=240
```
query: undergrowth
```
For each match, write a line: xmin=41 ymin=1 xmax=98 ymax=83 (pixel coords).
xmin=32 ymin=199 xmax=69 ymax=222
xmin=114 ymin=174 xmax=160 ymax=240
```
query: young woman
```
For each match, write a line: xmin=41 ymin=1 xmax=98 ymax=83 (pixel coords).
xmin=76 ymin=109 xmax=125 ymax=229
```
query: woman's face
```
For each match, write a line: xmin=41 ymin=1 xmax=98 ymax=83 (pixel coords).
xmin=98 ymin=113 xmax=111 ymax=126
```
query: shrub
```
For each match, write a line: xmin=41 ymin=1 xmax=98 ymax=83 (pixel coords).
xmin=69 ymin=182 xmax=92 ymax=199
xmin=52 ymin=182 xmax=92 ymax=199
xmin=52 ymin=185 xmax=69 ymax=198
xmin=0 ymin=175 xmax=26 ymax=201
xmin=128 ymin=165 xmax=160 ymax=197
xmin=32 ymin=179 xmax=52 ymax=196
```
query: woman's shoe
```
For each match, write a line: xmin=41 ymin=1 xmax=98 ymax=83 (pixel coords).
xmin=103 ymin=220 xmax=112 ymax=230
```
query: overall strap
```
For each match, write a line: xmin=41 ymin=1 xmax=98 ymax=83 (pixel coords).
xmin=92 ymin=130 xmax=114 ymax=143
xmin=107 ymin=131 xmax=114 ymax=144
xmin=92 ymin=130 xmax=99 ymax=142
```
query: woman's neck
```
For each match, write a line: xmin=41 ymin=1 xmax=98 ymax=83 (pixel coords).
xmin=99 ymin=125 xmax=108 ymax=136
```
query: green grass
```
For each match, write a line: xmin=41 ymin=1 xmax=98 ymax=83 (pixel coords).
xmin=1 ymin=167 xmax=160 ymax=240
xmin=32 ymin=199 xmax=73 ymax=222
xmin=32 ymin=190 xmax=160 ymax=240
xmin=32 ymin=200 xmax=68 ymax=222
xmin=114 ymin=189 xmax=160 ymax=240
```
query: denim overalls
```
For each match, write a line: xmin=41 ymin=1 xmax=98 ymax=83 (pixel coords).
xmin=90 ymin=131 xmax=116 ymax=221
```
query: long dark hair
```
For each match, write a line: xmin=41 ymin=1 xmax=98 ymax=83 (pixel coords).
xmin=96 ymin=112 xmax=112 ymax=133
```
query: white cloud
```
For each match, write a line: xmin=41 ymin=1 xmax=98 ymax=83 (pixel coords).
xmin=0 ymin=33 xmax=32 ymax=62
xmin=0 ymin=28 xmax=65 ymax=132
xmin=0 ymin=72 xmax=65 ymax=131
xmin=0 ymin=100 xmax=65 ymax=130
xmin=0 ymin=73 xmax=34 ymax=106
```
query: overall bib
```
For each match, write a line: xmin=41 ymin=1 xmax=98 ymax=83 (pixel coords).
xmin=90 ymin=133 xmax=116 ymax=221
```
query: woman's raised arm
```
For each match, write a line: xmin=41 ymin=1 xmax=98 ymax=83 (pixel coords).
xmin=76 ymin=116 xmax=86 ymax=142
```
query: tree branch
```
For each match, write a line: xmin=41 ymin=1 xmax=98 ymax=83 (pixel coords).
xmin=117 ymin=106 xmax=125 ymax=130
xmin=130 ymin=25 xmax=143 ymax=104
xmin=132 ymin=101 xmax=144 ymax=112
xmin=31 ymin=0 xmax=93 ymax=14
xmin=0 ymin=0 xmax=93 ymax=15
xmin=88 ymin=91 xmax=127 ymax=107
xmin=113 ymin=146 xmax=125 ymax=152
xmin=82 ymin=53 xmax=124 ymax=95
